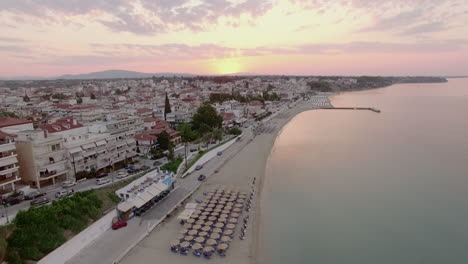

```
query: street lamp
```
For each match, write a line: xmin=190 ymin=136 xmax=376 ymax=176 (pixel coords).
xmin=1 ymin=202 xmax=9 ymax=224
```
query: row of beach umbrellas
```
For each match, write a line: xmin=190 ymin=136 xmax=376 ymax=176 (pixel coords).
xmin=171 ymin=187 xmax=247 ymax=256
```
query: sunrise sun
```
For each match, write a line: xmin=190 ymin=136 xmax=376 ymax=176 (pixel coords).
xmin=215 ymin=59 xmax=242 ymax=75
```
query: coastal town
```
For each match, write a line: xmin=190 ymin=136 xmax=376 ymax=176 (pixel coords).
xmin=0 ymin=75 xmax=446 ymax=263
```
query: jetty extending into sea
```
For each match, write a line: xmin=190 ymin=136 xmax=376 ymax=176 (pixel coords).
xmin=321 ymin=107 xmax=381 ymax=113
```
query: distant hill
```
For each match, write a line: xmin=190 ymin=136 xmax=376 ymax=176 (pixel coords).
xmin=56 ymin=70 xmax=194 ymax=80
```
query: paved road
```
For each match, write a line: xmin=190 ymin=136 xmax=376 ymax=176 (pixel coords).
xmin=66 ymin=127 xmax=254 ymax=264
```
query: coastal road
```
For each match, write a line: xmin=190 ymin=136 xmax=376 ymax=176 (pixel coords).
xmin=66 ymin=128 xmax=255 ymax=264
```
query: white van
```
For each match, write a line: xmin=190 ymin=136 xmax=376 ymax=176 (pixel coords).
xmin=96 ymin=178 xmax=111 ymax=185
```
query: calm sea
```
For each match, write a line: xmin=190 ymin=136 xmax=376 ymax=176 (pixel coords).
xmin=260 ymin=78 xmax=468 ymax=264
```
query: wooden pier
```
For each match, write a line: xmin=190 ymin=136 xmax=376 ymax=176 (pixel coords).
xmin=320 ymin=107 xmax=381 ymax=113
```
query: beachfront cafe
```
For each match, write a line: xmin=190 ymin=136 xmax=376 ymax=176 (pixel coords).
xmin=116 ymin=169 xmax=175 ymax=219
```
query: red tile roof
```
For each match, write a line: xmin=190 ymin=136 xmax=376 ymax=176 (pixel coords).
xmin=135 ymin=133 xmax=157 ymax=141
xmin=0 ymin=117 xmax=32 ymax=128
xmin=39 ymin=117 xmax=83 ymax=133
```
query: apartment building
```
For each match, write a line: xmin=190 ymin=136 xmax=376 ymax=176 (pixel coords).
xmin=0 ymin=131 xmax=21 ymax=195
xmin=16 ymin=130 xmax=68 ymax=189
xmin=41 ymin=117 xmax=139 ymax=178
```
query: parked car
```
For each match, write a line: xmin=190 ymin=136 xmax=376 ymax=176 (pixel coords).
xmin=197 ymin=174 xmax=206 ymax=181
xmin=217 ymin=151 xmax=223 ymax=156
xmin=30 ymin=197 xmax=50 ymax=206
xmin=5 ymin=195 xmax=24 ymax=206
xmin=112 ymin=219 xmax=128 ymax=230
xmin=25 ymin=191 xmax=45 ymax=200
xmin=153 ymin=161 xmax=162 ymax=166
xmin=55 ymin=190 xmax=71 ymax=199
xmin=63 ymin=180 xmax=76 ymax=188
xmin=96 ymin=178 xmax=111 ymax=185
xmin=195 ymin=165 xmax=203 ymax=170
xmin=190 ymin=148 xmax=197 ymax=152
xmin=96 ymin=172 xmax=108 ymax=178
xmin=116 ymin=171 xmax=128 ymax=179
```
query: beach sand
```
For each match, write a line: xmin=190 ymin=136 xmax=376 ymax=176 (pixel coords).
xmin=119 ymin=101 xmax=317 ymax=264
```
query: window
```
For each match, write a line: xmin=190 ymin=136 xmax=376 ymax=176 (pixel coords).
xmin=51 ymin=143 xmax=61 ymax=151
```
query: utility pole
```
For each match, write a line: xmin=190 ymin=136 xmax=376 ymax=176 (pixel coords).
xmin=72 ymin=154 xmax=77 ymax=180
xmin=184 ymin=142 xmax=188 ymax=169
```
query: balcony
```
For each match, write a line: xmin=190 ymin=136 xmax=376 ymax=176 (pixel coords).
xmin=39 ymin=169 xmax=67 ymax=180
xmin=0 ymin=174 xmax=20 ymax=187
xmin=0 ymin=142 xmax=16 ymax=153
xmin=0 ymin=164 xmax=19 ymax=175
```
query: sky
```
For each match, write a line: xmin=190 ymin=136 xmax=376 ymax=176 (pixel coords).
xmin=1 ymin=0 xmax=468 ymax=77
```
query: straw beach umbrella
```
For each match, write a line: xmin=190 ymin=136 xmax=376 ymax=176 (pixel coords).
xmin=199 ymin=215 xmax=207 ymax=220
xmin=231 ymin=212 xmax=240 ymax=218
xmin=223 ymin=229 xmax=233 ymax=236
xmin=183 ymin=223 xmax=192 ymax=229
xmin=222 ymin=210 xmax=230 ymax=214
xmin=192 ymin=243 xmax=202 ymax=251
xmin=170 ymin=239 xmax=180 ymax=247
xmin=188 ymin=230 xmax=198 ymax=236
xmin=226 ymin=223 xmax=235 ymax=229
xmin=184 ymin=235 xmax=194 ymax=242
xmin=179 ymin=228 xmax=189 ymax=234
xmin=229 ymin=218 xmax=238 ymax=224
xmin=212 ymin=228 xmax=223 ymax=234
xmin=199 ymin=231 xmax=208 ymax=237
xmin=233 ymin=208 xmax=241 ymax=213
xmin=210 ymin=233 xmax=220 ymax=240
xmin=203 ymin=246 xmax=214 ymax=253
xmin=194 ymin=237 xmax=205 ymax=243
xmin=186 ymin=218 xmax=195 ymax=224
xmin=206 ymin=239 xmax=217 ymax=246
xmin=220 ymin=213 xmax=229 ymax=218
xmin=208 ymin=203 xmax=215 ymax=208
xmin=225 ymin=206 xmax=233 ymax=210
xmin=180 ymin=241 xmax=190 ymax=248
xmin=192 ymin=224 xmax=202 ymax=230
xmin=217 ymin=243 xmax=229 ymax=252
xmin=205 ymin=207 xmax=213 ymax=212
xmin=202 ymin=211 xmax=210 ymax=216
xmin=214 ymin=222 xmax=224 ymax=228
xmin=208 ymin=216 xmax=217 ymax=221
xmin=204 ymin=221 xmax=214 ymax=226
xmin=201 ymin=226 xmax=211 ymax=232
xmin=196 ymin=220 xmax=205 ymax=225
xmin=221 ymin=236 xmax=231 ymax=243
xmin=218 ymin=217 xmax=227 ymax=223
xmin=211 ymin=212 xmax=220 ymax=217
xmin=234 ymin=203 xmax=243 ymax=208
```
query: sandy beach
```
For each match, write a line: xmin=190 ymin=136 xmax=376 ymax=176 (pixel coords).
xmin=118 ymin=100 xmax=321 ymax=264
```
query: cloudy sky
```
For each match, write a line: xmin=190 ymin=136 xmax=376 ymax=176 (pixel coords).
xmin=1 ymin=0 xmax=467 ymax=77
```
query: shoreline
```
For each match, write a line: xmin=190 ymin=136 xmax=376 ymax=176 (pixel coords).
xmin=251 ymin=101 xmax=321 ymax=264
xmin=117 ymin=98 xmax=326 ymax=264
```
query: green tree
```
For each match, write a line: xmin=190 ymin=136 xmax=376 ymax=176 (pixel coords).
xmin=90 ymin=93 xmax=96 ymax=100
xmin=157 ymin=131 xmax=171 ymax=150
xmin=213 ymin=128 xmax=223 ymax=141
xmin=178 ymin=123 xmax=198 ymax=143
xmin=228 ymin=127 xmax=242 ymax=135
xmin=164 ymin=92 xmax=171 ymax=120
xmin=76 ymin=97 xmax=83 ymax=104
xmin=191 ymin=104 xmax=223 ymax=135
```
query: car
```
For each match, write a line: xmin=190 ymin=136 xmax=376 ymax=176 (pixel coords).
xmin=30 ymin=197 xmax=50 ymax=206
xmin=112 ymin=219 xmax=128 ymax=230
xmin=197 ymin=174 xmax=206 ymax=181
xmin=217 ymin=151 xmax=223 ymax=156
xmin=63 ymin=180 xmax=76 ymax=188
xmin=55 ymin=190 xmax=71 ymax=199
xmin=190 ymin=148 xmax=197 ymax=152
xmin=195 ymin=165 xmax=203 ymax=170
xmin=116 ymin=171 xmax=128 ymax=179
xmin=96 ymin=172 xmax=108 ymax=178
xmin=141 ymin=165 xmax=150 ymax=171
xmin=5 ymin=195 xmax=24 ymax=206
xmin=96 ymin=178 xmax=111 ymax=185
xmin=153 ymin=161 xmax=162 ymax=166
xmin=24 ymin=191 xmax=45 ymax=200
